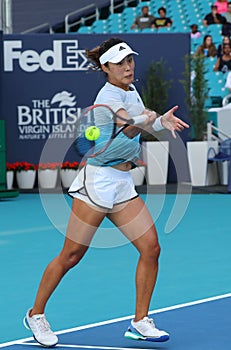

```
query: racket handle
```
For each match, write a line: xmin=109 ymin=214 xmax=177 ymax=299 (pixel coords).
xmin=132 ymin=114 xmax=147 ymax=125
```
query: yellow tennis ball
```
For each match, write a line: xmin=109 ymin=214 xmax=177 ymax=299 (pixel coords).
xmin=85 ymin=126 xmax=100 ymax=141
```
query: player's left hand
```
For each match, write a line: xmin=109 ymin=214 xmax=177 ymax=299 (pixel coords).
xmin=161 ymin=105 xmax=190 ymax=138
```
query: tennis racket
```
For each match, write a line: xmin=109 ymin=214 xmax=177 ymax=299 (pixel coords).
xmin=75 ymin=104 xmax=147 ymax=159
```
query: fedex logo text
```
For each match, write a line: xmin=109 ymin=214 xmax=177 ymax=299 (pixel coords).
xmin=4 ymin=40 xmax=88 ymax=72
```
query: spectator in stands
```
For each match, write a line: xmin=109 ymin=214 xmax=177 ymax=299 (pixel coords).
xmin=190 ymin=24 xmax=201 ymax=39
xmin=223 ymin=1 xmax=231 ymax=21
xmin=214 ymin=0 xmax=228 ymax=14
xmin=217 ymin=35 xmax=231 ymax=57
xmin=130 ymin=6 xmax=155 ymax=30
xmin=214 ymin=43 xmax=231 ymax=72
xmin=152 ymin=7 xmax=172 ymax=29
xmin=225 ymin=70 xmax=231 ymax=90
xmin=203 ymin=5 xmax=227 ymax=26
xmin=194 ymin=35 xmax=217 ymax=57
xmin=222 ymin=2 xmax=231 ymax=36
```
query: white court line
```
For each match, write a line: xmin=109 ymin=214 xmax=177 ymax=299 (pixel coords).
xmin=22 ymin=343 xmax=154 ymax=350
xmin=56 ymin=292 xmax=231 ymax=335
xmin=1 ymin=293 xmax=230 ymax=348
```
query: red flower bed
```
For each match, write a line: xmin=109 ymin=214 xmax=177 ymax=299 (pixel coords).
xmin=61 ymin=161 xmax=79 ymax=170
xmin=11 ymin=161 xmax=37 ymax=171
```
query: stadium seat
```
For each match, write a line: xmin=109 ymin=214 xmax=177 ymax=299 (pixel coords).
xmin=77 ymin=26 xmax=92 ymax=33
xmin=126 ymin=28 xmax=140 ymax=33
xmin=107 ymin=23 xmax=124 ymax=33
xmin=156 ymin=27 xmax=172 ymax=33
xmin=91 ymin=19 xmax=108 ymax=33
xmin=107 ymin=13 xmax=123 ymax=24
xmin=208 ymin=138 xmax=231 ymax=191
xmin=141 ymin=28 xmax=156 ymax=33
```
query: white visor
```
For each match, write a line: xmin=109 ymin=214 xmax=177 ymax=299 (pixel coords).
xmin=99 ymin=42 xmax=139 ymax=64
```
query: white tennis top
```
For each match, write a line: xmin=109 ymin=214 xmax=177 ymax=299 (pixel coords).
xmin=87 ymin=82 xmax=145 ymax=166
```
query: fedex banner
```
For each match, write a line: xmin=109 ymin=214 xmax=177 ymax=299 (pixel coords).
xmin=3 ymin=39 xmax=88 ymax=72
xmin=0 ymin=33 xmax=190 ymax=168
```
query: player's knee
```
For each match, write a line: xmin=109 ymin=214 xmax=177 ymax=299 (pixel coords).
xmin=60 ymin=248 xmax=87 ymax=271
xmin=151 ymin=243 xmax=161 ymax=260
xmin=66 ymin=254 xmax=79 ymax=269
xmin=142 ymin=242 xmax=161 ymax=262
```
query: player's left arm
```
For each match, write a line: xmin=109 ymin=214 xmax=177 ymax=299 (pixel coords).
xmin=145 ymin=105 xmax=190 ymax=138
xmin=159 ymin=105 xmax=189 ymax=138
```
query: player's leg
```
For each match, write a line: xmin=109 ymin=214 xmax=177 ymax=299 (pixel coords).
xmin=108 ymin=196 xmax=159 ymax=319
xmin=107 ymin=196 xmax=169 ymax=342
xmin=24 ymin=198 xmax=107 ymax=346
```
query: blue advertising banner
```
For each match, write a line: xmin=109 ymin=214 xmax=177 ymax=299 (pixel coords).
xmin=1 ymin=33 xmax=190 ymax=179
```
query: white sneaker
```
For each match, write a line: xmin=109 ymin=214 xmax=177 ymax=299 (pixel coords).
xmin=23 ymin=309 xmax=58 ymax=347
xmin=124 ymin=316 xmax=169 ymax=342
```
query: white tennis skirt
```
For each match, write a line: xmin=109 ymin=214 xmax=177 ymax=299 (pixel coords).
xmin=68 ymin=164 xmax=138 ymax=209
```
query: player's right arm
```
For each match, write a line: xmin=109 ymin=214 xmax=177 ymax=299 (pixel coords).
xmin=116 ymin=108 xmax=156 ymax=138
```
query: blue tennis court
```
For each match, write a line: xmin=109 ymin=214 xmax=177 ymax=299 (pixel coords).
xmin=0 ymin=193 xmax=230 ymax=349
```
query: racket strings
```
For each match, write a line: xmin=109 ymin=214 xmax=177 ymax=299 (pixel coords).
xmin=76 ymin=105 xmax=116 ymax=158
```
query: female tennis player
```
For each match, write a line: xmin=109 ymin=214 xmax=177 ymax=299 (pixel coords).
xmin=24 ymin=37 xmax=189 ymax=346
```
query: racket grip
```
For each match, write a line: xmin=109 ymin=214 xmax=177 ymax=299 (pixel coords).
xmin=132 ymin=114 xmax=147 ymax=125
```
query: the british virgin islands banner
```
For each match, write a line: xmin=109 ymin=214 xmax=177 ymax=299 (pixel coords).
xmin=0 ymin=33 xmax=190 ymax=164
